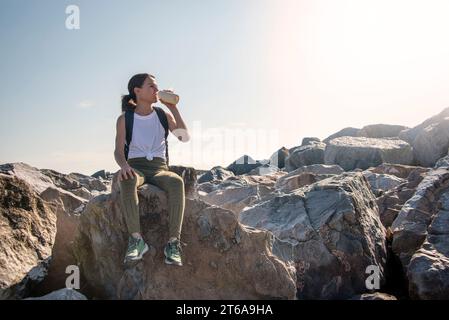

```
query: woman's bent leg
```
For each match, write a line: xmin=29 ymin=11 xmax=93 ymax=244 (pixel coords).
xmin=148 ymin=170 xmax=185 ymax=240
xmin=119 ymin=168 xmax=145 ymax=235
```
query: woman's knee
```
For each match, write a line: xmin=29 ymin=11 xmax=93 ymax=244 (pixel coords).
xmin=119 ymin=175 xmax=139 ymax=191
xmin=166 ymin=174 xmax=184 ymax=191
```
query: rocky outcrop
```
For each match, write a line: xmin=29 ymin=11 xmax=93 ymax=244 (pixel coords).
xmin=374 ymin=166 xmax=429 ymax=228
xmin=0 ymin=174 xmax=57 ymax=299
xmin=391 ymin=168 xmax=449 ymax=299
xmin=0 ymin=162 xmax=109 ymax=294
xmin=399 ymin=107 xmax=449 ymax=167
xmin=197 ymin=175 xmax=257 ymax=195
xmin=197 ymin=166 xmax=234 ymax=184
xmin=435 ymin=154 xmax=449 ymax=168
xmin=399 ymin=107 xmax=449 ymax=144
xmin=300 ymin=137 xmax=322 ymax=146
xmin=0 ymin=163 xmax=59 ymax=194
xmin=72 ymin=175 xmax=296 ymax=299
xmin=36 ymin=186 xmax=85 ymax=293
xmin=407 ymin=197 xmax=449 ymax=299
xmin=323 ymin=124 xmax=408 ymax=144
xmin=285 ymin=141 xmax=326 ymax=172
xmin=198 ymin=173 xmax=285 ymax=214
xmin=4 ymin=108 xmax=449 ymax=300
xmin=275 ymin=172 xmax=322 ymax=193
xmin=361 ymin=171 xmax=406 ymax=197
xmin=410 ymin=119 xmax=449 ymax=167
xmin=324 ymin=137 xmax=414 ymax=171
xmin=41 ymin=169 xmax=110 ymax=195
xmin=392 ymin=168 xmax=449 ymax=267
xmin=0 ymin=162 xmax=108 ymax=203
xmin=323 ymin=127 xmax=360 ymax=144
xmin=199 ymin=184 xmax=260 ymax=215
xmin=367 ymin=163 xmax=424 ymax=179
xmin=91 ymin=170 xmax=111 ymax=180
xmin=274 ymin=164 xmax=344 ymax=193
xmin=240 ymin=172 xmax=387 ymax=299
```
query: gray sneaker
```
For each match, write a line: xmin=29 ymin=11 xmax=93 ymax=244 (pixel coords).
xmin=124 ymin=236 xmax=149 ymax=263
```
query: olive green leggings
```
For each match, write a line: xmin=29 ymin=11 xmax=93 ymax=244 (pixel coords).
xmin=119 ymin=156 xmax=185 ymax=240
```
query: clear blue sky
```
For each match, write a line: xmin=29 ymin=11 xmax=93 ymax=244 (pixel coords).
xmin=2 ymin=0 xmax=449 ymax=175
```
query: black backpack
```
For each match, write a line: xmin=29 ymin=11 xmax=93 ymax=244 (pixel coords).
xmin=124 ymin=106 xmax=170 ymax=165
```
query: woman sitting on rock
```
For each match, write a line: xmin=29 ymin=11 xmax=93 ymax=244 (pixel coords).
xmin=114 ymin=73 xmax=190 ymax=266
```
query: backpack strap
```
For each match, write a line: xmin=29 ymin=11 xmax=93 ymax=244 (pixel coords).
xmin=153 ymin=106 xmax=170 ymax=166
xmin=124 ymin=109 xmax=134 ymax=161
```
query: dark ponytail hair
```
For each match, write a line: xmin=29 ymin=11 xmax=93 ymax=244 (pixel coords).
xmin=121 ymin=73 xmax=155 ymax=112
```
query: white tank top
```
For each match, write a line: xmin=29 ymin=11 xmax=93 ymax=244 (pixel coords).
xmin=127 ymin=111 xmax=167 ymax=161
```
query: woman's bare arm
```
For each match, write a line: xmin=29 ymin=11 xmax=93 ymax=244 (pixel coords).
xmin=165 ymin=106 xmax=190 ymax=142
xmin=114 ymin=114 xmax=129 ymax=169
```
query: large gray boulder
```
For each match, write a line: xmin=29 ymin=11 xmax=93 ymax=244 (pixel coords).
xmin=392 ymin=168 xmax=449 ymax=267
xmin=197 ymin=166 xmax=234 ymax=184
xmin=197 ymin=173 xmax=276 ymax=195
xmin=392 ymin=168 xmax=449 ymax=299
xmin=407 ymin=196 xmax=449 ymax=299
xmin=0 ymin=173 xmax=57 ymax=299
xmin=285 ymin=141 xmax=326 ymax=172
xmin=411 ymin=118 xmax=449 ymax=167
xmin=323 ymin=127 xmax=360 ymax=144
xmin=42 ymin=169 xmax=110 ymax=194
xmin=0 ymin=162 xmax=120 ymax=295
xmin=274 ymin=164 xmax=344 ymax=193
xmin=361 ymin=171 xmax=406 ymax=197
xmin=274 ymin=172 xmax=324 ymax=193
xmin=435 ymin=154 xmax=449 ymax=168
xmin=399 ymin=107 xmax=449 ymax=144
xmin=399 ymin=107 xmax=449 ymax=167
xmin=324 ymin=124 xmax=408 ymax=145
xmin=368 ymin=163 xmax=425 ymax=179
xmin=324 ymin=137 xmax=414 ymax=171
xmin=0 ymin=163 xmax=90 ymax=294
xmin=199 ymin=184 xmax=260 ymax=215
xmin=301 ymin=137 xmax=321 ymax=146
xmin=73 ymin=174 xmax=296 ymax=299
xmin=199 ymin=173 xmax=285 ymax=214
xmin=91 ymin=169 xmax=110 ymax=180
xmin=240 ymin=172 xmax=387 ymax=299
xmin=374 ymin=166 xmax=429 ymax=228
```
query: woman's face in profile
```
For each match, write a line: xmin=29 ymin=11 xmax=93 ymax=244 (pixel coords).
xmin=137 ymin=77 xmax=159 ymax=103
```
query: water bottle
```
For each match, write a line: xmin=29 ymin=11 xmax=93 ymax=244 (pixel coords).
xmin=157 ymin=90 xmax=180 ymax=105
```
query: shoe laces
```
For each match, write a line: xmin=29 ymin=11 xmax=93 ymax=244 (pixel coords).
xmin=128 ymin=236 xmax=139 ymax=249
xmin=168 ymin=239 xmax=186 ymax=254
